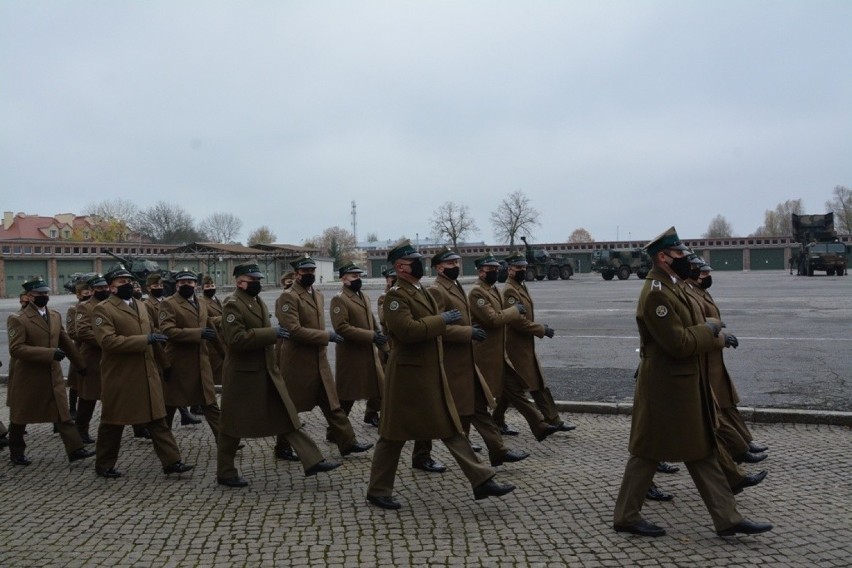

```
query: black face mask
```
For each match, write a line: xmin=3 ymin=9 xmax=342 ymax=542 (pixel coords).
xmin=150 ymin=288 xmax=164 ymax=298
xmin=699 ymin=275 xmax=713 ymax=290
xmin=409 ymin=259 xmax=424 ymax=279
xmin=300 ymin=274 xmax=316 ymax=288
xmin=513 ymin=270 xmax=526 ymax=282
xmin=203 ymin=288 xmax=216 ymax=298
xmin=80 ymin=294 xmax=92 ymax=302
xmin=115 ymin=283 xmax=134 ymax=300
xmin=178 ymin=285 xmax=195 ymax=299
xmin=132 ymin=290 xmax=143 ymax=300
xmin=667 ymin=255 xmax=692 ymax=280
xmin=32 ymin=295 xmax=50 ymax=308
xmin=348 ymin=279 xmax=363 ymax=293
xmin=244 ymin=281 xmax=262 ymax=297
xmin=482 ymin=271 xmax=498 ymax=285
xmin=443 ymin=267 xmax=460 ymax=281
xmin=94 ymin=290 xmax=111 ymax=302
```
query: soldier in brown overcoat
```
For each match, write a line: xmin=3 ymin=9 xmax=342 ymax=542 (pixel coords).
xmin=612 ymin=227 xmax=771 ymax=538
xmin=216 ymin=263 xmax=340 ymax=487
xmin=365 ymin=240 xmax=515 ymax=510
xmin=65 ymin=280 xmax=92 ymax=419
xmin=329 ymin=262 xmax=385 ymax=428
xmin=73 ymin=274 xmax=112 ymax=443
xmin=6 ymin=277 xmax=94 ymax=466
xmin=92 ymin=266 xmax=192 ymax=479
xmin=158 ymin=270 xmax=221 ymax=439
xmin=198 ymin=275 xmax=226 ymax=386
xmin=274 ymin=255 xmax=372 ymax=461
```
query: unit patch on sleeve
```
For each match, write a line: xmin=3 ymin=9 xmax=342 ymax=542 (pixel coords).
xmin=389 ymin=300 xmax=400 ymax=311
xmin=655 ymin=305 xmax=668 ymax=318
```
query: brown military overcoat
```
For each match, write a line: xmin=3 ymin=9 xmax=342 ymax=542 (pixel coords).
xmin=428 ymin=274 xmax=495 ymax=415
xmin=468 ymin=278 xmax=523 ymax=399
xmin=629 ymin=267 xmax=724 ymax=462
xmin=7 ymin=304 xmax=83 ymax=423
xmin=199 ymin=293 xmax=225 ymax=385
xmin=158 ymin=294 xmax=217 ymax=407
xmin=218 ymin=288 xmax=302 ymax=438
xmin=73 ymin=297 xmax=104 ymax=400
xmin=380 ymin=278 xmax=462 ymax=441
xmin=502 ymin=277 xmax=546 ymax=391
xmin=276 ymin=282 xmax=341 ymax=412
xmin=65 ymin=302 xmax=82 ymax=388
xmin=93 ymin=295 xmax=167 ymax=425
xmin=329 ymin=286 xmax=384 ymax=401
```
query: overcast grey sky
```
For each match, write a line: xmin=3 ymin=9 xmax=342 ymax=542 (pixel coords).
xmin=2 ymin=1 xmax=850 ymax=246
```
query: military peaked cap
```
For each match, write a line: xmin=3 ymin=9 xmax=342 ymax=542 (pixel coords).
xmin=22 ymin=276 xmax=50 ymax=293
xmin=644 ymin=226 xmax=690 ymax=256
xmin=387 ymin=239 xmax=422 ymax=264
xmin=291 ymin=254 xmax=317 ymax=270
xmin=474 ymin=252 xmax=501 ymax=269
xmin=504 ymin=250 xmax=528 ymax=266
xmin=105 ymin=264 xmax=135 ymax=282
xmin=233 ymin=263 xmax=264 ymax=278
xmin=338 ymin=262 xmax=365 ymax=278
xmin=431 ymin=246 xmax=461 ymax=267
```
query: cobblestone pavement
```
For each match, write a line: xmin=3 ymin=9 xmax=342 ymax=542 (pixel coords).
xmin=0 ymin=390 xmax=849 ymax=567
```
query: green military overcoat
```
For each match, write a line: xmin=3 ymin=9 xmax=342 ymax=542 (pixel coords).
xmin=468 ymin=278 xmax=522 ymax=400
xmin=219 ymin=288 xmax=301 ymax=438
xmin=328 ymin=286 xmax=384 ymax=402
xmin=158 ymin=294 xmax=217 ymax=407
xmin=380 ymin=278 xmax=462 ymax=441
xmin=503 ymin=277 xmax=546 ymax=391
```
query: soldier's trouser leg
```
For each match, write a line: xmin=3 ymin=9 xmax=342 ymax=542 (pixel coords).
xmin=724 ymin=407 xmax=754 ymax=444
xmin=365 ymin=397 xmax=381 ymax=421
xmin=368 ymin=437 xmax=405 ymax=497
xmin=317 ymin=394 xmax=357 ymax=452
xmin=95 ymin=424 xmax=125 ymax=470
xmin=492 ymin=396 xmax=509 ymax=427
xmin=715 ymin=437 xmax=746 ymax=489
xmin=339 ymin=400 xmax=355 ymax=415
xmin=283 ymin=429 xmax=324 ymax=472
xmin=76 ymin=398 xmax=97 ymax=436
xmin=613 ymin=455 xmax=658 ymax=526
xmin=202 ymin=404 xmax=221 ymax=441
xmin=411 ymin=440 xmax=433 ymax=466
xmin=165 ymin=406 xmax=177 ymax=429
xmin=469 ymin=390 xmax=507 ymax=463
xmin=275 ymin=434 xmax=292 ymax=454
xmin=684 ymin=454 xmax=744 ymax=531
xmin=217 ymin=432 xmax=241 ymax=479
xmin=441 ymin=433 xmax=495 ymax=488
xmin=0 ymin=420 xmax=8 ymax=436
xmin=530 ymin=386 xmax=560 ymax=425
xmin=716 ymin=412 xmax=749 ymax=457
xmin=56 ymin=421 xmax=84 ymax=454
xmin=69 ymin=388 xmax=78 ymax=414
xmin=147 ymin=418 xmax=182 ymax=467
xmin=502 ymin=369 xmax=551 ymax=438
xmin=8 ymin=423 xmax=27 ymax=457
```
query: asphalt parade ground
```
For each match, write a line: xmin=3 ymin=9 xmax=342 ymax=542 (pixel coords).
xmin=0 ymin=271 xmax=850 ymax=566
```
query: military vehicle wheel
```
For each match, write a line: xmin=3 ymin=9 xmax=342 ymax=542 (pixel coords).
xmin=636 ymin=271 xmax=648 ymax=279
xmin=807 ymin=265 xmax=814 ymax=276
xmin=838 ymin=267 xmax=846 ymax=276
xmin=525 ymin=267 xmax=537 ymax=281
xmin=535 ymin=275 xmax=545 ymax=280
xmin=602 ymin=271 xmax=614 ymax=280
xmin=617 ymin=266 xmax=631 ymax=280
xmin=547 ymin=266 xmax=560 ymax=280
xmin=560 ymin=265 xmax=573 ymax=279
xmin=827 ymin=268 xmax=835 ymax=276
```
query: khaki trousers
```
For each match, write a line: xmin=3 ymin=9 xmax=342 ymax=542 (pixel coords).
xmin=218 ymin=428 xmax=323 ymax=479
xmin=492 ymin=366 xmax=552 ymax=438
xmin=95 ymin=418 xmax=181 ymax=470
xmin=166 ymin=404 xmax=221 ymax=441
xmin=9 ymin=421 xmax=83 ymax=457
xmin=277 ymin=389 xmax=356 ymax=454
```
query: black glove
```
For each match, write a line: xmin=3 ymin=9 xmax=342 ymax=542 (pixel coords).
xmin=441 ymin=309 xmax=462 ymax=324
xmin=724 ymin=333 xmax=739 ymax=349
xmin=53 ymin=348 xmax=66 ymax=361
xmin=78 ymin=367 xmax=87 ymax=377
xmin=515 ymin=302 xmax=527 ymax=315
xmin=147 ymin=333 xmax=168 ymax=344
xmin=276 ymin=326 xmax=290 ymax=340
xmin=373 ymin=331 xmax=388 ymax=346
xmin=544 ymin=324 xmax=555 ymax=338
xmin=329 ymin=330 xmax=344 ymax=344
xmin=471 ymin=325 xmax=487 ymax=342
xmin=162 ymin=367 xmax=172 ymax=382
xmin=704 ymin=321 xmax=721 ymax=337
xmin=201 ymin=328 xmax=217 ymax=341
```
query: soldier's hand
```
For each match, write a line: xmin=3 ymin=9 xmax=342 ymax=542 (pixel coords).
xmin=162 ymin=367 xmax=172 ymax=381
xmin=147 ymin=333 xmax=168 ymax=344
xmin=704 ymin=321 xmax=721 ymax=337
xmin=515 ymin=302 xmax=527 ymax=315
xmin=471 ymin=325 xmax=487 ymax=342
xmin=373 ymin=331 xmax=387 ymax=346
xmin=329 ymin=330 xmax=344 ymax=344
xmin=78 ymin=367 xmax=87 ymax=377
xmin=441 ymin=309 xmax=462 ymax=324
xmin=724 ymin=333 xmax=739 ymax=349
xmin=200 ymin=328 xmax=217 ymax=341
xmin=53 ymin=348 xmax=66 ymax=361
xmin=276 ymin=326 xmax=290 ymax=340
xmin=544 ymin=324 xmax=555 ymax=338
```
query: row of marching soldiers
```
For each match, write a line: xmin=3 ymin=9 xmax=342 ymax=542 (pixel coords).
xmin=2 ymin=242 xmax=576 ymax=509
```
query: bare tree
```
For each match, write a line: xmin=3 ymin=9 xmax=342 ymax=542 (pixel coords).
xmin=82 ymin=198 xmax=139 ymax=242
xmin=247 ymin=225 xmax=277 ymax=245
xmin=366 ymin=232 xmax=379 ymax=243
xmin=199 ymin=212 xmax=243 ymax=243
xmin=490 ymin=190 xmax=540 ymax=247
xmin=135 ymin=201 xmax=204 ymax=244
xmin=430 ymin=202 xmax=479 ymax=250
xmin=567 ymin=228 xmax=594 ymax=243
xmin=826 ymin=185 xmax=852 ymax=234
xmin=308 ymin=226 xmax=357 ymax=269
xmin=703 ymin=215 xmax=733 ymax=238
xmin=752 ymin=199 xmax=803 ymax=236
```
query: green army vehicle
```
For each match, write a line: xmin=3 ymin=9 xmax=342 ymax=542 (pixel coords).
xmin=104 ymin=250 xmax=184 ymax=295
xmin=519 ymin=236 xmax=574 ymax=281
xmin=790 ymin=213 xmax=847 ymax=276
xmin=590 ymin=248 xmax=652 ymax=280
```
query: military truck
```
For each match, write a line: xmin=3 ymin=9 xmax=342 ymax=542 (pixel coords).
xmin=790 ymin=213 xmax=847 ymax=276
xmin=519 ymin=236 xmax=574 ymax=281
xmin=63 ymin=272 xmax=100 ymax=294
xmin=590 ymin=248 xmax=652 ymax=280
xmin=104 ymin=250 xmax=182 ymax=294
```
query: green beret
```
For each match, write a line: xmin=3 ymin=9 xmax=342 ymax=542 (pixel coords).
xmin=22 ymin=276 xmax=50 ymax=293
xmin=233 ymin=263 xmax=264 ymax=278
xmin=291 ymin=254 xmax=317 ymax=270
xmin=503 ymin=251 xmax=528 ymax=266
xmin=338 ymin=262 xmax=364 ymax=278
xmin=387 ymin=239 xmax=422 ymax=264
xmin=644 ymin=226 xmax=689 ymax=256
xmin=430 ymin=246 xmax=461 ymax=267
xmin=474 ymin=253 xmax=500 ymax=269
